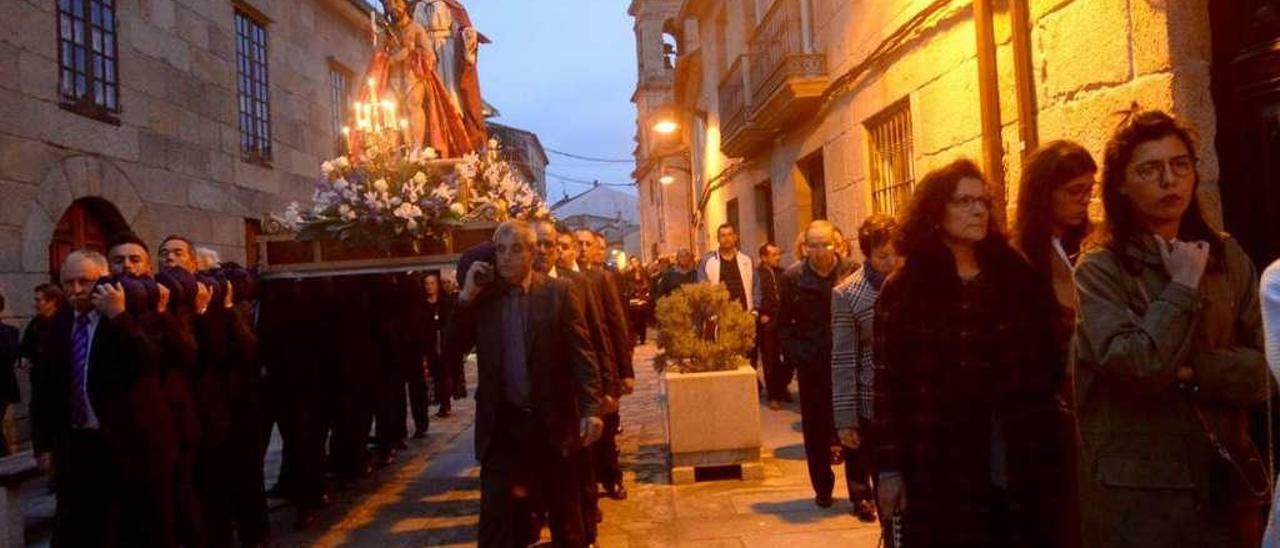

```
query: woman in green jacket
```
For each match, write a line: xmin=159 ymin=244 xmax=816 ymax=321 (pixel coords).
xmin=1074 ymin=109 xmax=1270 ymax=547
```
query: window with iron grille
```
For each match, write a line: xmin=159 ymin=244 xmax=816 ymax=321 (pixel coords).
xmin=236 ymin=9 xmax=272 ymax=164
xmin=57 ymin=0 xmax=121 ymax=122
xmin=866 ymin=100 xmax=915 ymax=217
xmin=328 ymin=63 xmax=351 ymax=154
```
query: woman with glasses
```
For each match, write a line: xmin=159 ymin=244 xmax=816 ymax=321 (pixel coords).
xmin=1013 ymin=140 xmax=1098 ymax=350
xmin=873 ymin=159 xmax=1074 ymax=545
xmin=1074 ymin=110 xmax=1269 ymax=547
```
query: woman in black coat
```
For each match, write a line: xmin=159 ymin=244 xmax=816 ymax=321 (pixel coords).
xmin=0 ymin=292 xmax=20 ymax=456
xmin=872 ymin=159 xmax=1076 ymax=547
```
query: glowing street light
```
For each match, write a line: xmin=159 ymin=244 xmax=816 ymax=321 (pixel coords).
xmin=659 ymin=173 xmax=675 ymax=185
xmin=652 ymin=118 xmax=679 ymax=135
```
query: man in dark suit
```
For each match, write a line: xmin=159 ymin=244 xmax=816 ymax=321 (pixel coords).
xmin=31 ymin=250 xmax=165 ymax=546
xmin=447 ymin=221 xmax=602 ymax=547
xmin=574 ymin=229 xmax=634 ymax=501
xmin=532 ymin=220 xmax=615 ymax=542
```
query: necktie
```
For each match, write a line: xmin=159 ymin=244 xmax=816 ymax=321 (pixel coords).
xmin=70 ymin=314 xmax=92 ymax=427
xmin=502 ymin=287 xmax=530 ymax=406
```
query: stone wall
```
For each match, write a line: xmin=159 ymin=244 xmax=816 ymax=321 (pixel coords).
xmin=0 ymin=0 xmax=370 ymax=301
xmin=673 ymin=0 xmax=1216 ymax=264
xmin=0 ymin=0 xmax=372 ymax=446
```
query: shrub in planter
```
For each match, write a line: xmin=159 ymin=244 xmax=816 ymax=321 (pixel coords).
xmin=653 ymin=283 xmax=755 ymax=374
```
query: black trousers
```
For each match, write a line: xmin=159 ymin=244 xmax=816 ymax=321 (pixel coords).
xmin=594 ymin=412 xmax=622 ymax=487
xmin=626 ymin=305 xmax=648 ymax=344
xmin=480 ymin=408 xmax=587 ymax=548
xmin=426 ymin=349 xmax=454 ymax=413
xmin=53 ymin=430 xmax=125 ymax=547
xmin=759 ymin=321 xmax=790 ymax=401
xmin=796 ymin=358 xmax=867 ymax=501
xmin=407 ymin=356 xmax=431 ymax=430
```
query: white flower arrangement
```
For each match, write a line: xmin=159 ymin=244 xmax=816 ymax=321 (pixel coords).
xmin=281 ymin=143 xmax=550 ymax=250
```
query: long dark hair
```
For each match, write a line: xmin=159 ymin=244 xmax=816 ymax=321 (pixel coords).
xmin=895 ymin=158 xmax=1007 ymax=262
xmin=1090 ymin=109 xmax=1223 ymax=265
xmin=1014 ymin=140 xmax=1097 ymax=278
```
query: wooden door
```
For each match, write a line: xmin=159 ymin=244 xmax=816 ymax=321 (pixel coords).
xmin=48 ymin=198 xmax=128 ymax=280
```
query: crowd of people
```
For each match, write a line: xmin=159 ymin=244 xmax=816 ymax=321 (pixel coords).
xmin=624 ymin=109 xmax=1280 ymax=548
xmin=1 ymin=107 xmax=1279 ymax=547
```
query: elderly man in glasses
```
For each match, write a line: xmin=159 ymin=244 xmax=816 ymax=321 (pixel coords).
xmin=777 ymin=220 xmax=861 ymax=511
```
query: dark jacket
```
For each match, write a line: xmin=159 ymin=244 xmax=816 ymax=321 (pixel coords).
xmin=0 ymin=323 xmax=20 ymax=404
xmin=446 ymin=273 xmax=601 ymax=459
xmin=31 ymin=308 xmax=174 ymax=479
xmin=754 ymin=264 xmax=782 ymax=318
xmin=655 ymin=268 xmax=697 ymax=303
xmin=777 ymin=258 xmax=858 ymax=367
xmin=872 ymin=240 xmax=1073 ymax=546
xmin=192 ymin=303 xmax=258 ymax=446
xmin=597 ymin=268 xmax=635 ymax=382
xmin=1074 ymin=234 xmax=1269 ymax=547
xmin=561 ymin=269 xmax=619 ymax=412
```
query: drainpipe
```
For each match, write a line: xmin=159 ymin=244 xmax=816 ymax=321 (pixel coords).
xmin=1010 ymin=0 xmax=1039 ymax=157
xmin=973 ymin=0 xmax=1006 ymax=220
xmin=799 ymin=0 xmax=813 ymax=54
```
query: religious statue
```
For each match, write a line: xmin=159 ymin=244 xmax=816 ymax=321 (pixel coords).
xmin=416 ymin=0 xmax=488 ymax=151
xmin=364 ymin=0 xmax=480 ymax=158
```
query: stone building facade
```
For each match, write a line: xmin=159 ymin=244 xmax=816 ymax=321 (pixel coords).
xmin=0 ymin=0 xmax=375 ymax=443
xmin=633 ymin=0 xmax=1280 ymax=267
xmin=0 ymin=0 xmax=374 ymax=309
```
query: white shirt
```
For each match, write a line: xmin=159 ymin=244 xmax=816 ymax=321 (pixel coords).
xmin=72 ymin=310 xmax=102 ymax=430
xmin=548 ymin=266 xmax=559 ymax=279
xmin=1051 ymin=236 xmax=1074 ymax=273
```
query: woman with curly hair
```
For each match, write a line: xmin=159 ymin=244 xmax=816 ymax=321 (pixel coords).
xmin=873 ymin=159 xmax=1075 ymax=546
xmin=1074 ymin=109 xmax=1270 ymax=547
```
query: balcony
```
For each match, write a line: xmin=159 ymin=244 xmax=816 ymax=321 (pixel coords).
xmin=747 ymin=0 xmax=828 ymax=130
xmin=717 ymin=55 xmax=772 ymax=157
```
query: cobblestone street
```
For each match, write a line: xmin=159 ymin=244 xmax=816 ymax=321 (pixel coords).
xmin=267 ymin=342 xmax=881 ymax=547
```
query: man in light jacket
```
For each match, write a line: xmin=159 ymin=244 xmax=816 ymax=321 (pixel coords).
xmin=699 ymin=223 xmax=755 ymax=311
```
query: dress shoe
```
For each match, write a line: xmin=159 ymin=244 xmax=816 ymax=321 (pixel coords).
xmin=768 ymin=400 xmax=783 ymax=411
xmin=395 ymin=439 xmax=408 ymax=451
xmin=412 ymin=429 xmax=427 ymax=439
xmin=603 ymin=482 xmax=628 ymax=500
xmin=852 ymin=499 xmax=877 ymax=523
xmin=293 ymin=509 xmax=317 ymax=530
xmin=815 ymin=495 xmax=835 ymax=508
xmin=436 ymin=409 xmax=452 ymax=418
xmin=265 ymin=483 xmax=287 ymax=499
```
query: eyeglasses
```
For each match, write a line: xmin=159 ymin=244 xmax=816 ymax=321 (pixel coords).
xmin=948 ymin=195 xmax=993 ymax=211
xmin=1131 ymin=155 xmax=1196 ymax=184
xmin=803 ymin=242 xmax=835 ymax=251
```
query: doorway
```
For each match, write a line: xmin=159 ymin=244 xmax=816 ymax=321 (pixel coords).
xmin=48 ymin=197 xmax=129 ymax=280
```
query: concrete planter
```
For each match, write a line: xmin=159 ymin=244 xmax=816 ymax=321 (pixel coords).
xmin=661 ymin=365 xmax=763 ymax=484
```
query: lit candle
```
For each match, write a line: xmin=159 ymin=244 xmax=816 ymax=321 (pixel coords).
xmin=399 ymin=118 xmax=410 ymax=147
xmin=370 ymin=11 xmax=377 ymax=47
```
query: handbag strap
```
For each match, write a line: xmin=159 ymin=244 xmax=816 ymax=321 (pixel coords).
xmin=1189 ymin=400 xmax=1271 ymax=498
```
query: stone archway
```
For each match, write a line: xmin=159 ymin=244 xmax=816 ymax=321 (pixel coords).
xmin=21 ymin=155 xmax=155 ymax=279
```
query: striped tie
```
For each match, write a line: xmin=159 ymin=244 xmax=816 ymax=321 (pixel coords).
xmin=70 ymin=314 xmax=92 ymax=427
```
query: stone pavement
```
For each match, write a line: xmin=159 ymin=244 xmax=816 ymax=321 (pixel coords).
xmin=268 ymin=342 xmax=882 ymax=547
xmin=22 ymin=341 xmax=883 ymax=547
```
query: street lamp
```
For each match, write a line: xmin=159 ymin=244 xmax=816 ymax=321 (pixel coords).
xmin=659 ymin=173 xmax=676 ymax=185
xmin=652 ymin=118 xmax=679 ymax=135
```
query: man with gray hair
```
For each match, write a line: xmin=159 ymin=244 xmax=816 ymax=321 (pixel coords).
xmin=31 ymin=249 xmax=164 ymax=545
xmin=195 ymin=247 xmax=221 ymax=271
xmin=448 ymin=220 xmax=602 ymax=546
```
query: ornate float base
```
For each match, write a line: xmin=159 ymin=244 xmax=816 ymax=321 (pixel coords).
xmin=256 ymin=221 xmax=495 ymax=279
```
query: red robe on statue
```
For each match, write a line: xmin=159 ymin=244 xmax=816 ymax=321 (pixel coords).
xmin=442 ymin=0 xmax=488 ymax=150
xmin=363 ymin=48 xmax=473 ymax=158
